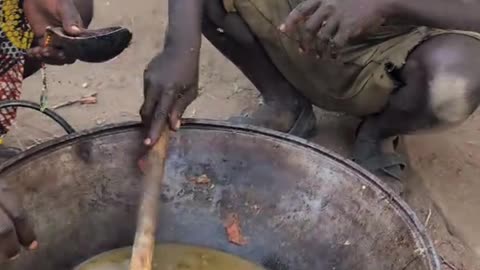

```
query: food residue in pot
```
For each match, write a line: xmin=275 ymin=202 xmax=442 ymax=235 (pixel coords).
xmin=191 ymin=174 xmax=211 ymax=185
xmin=224 ymin=213 xmax=248 ymax=246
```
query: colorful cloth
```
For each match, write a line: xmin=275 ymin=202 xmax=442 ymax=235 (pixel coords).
xmin=0 ymin=0 xmax=34 ymax=134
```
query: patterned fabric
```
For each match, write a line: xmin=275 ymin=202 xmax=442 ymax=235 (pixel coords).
xmin=0 ymin=0 xmax=34 ymax=134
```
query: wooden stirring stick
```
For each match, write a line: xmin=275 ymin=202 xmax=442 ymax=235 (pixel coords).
xmin=130 ymin=129 xmax=171 ymax=270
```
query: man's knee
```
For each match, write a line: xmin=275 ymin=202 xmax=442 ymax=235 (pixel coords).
xmin=74 ymin=0 xmax=93 ymax=27
xmin=428 ymin=73 xmax=476 ymax=123
xmin=203 ymin=0 xmax=255 ymax=46
xmin=409 ymin=34 xmax=480 ymax=124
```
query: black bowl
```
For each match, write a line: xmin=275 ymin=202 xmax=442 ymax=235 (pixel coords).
xmin=46 ymin=26 xmax=132 ymax=63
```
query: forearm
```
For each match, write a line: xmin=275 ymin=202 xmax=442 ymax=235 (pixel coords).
xmin=164 ymin=0 xmax=203 ymax=55
xmin=390 ymin=0 xmax=480 ymax=32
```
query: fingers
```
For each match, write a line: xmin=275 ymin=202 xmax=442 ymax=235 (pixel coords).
xmin=169 ymin=89 xmax=197 ymax=131
xmin=59 ymin=0 xmax=85 ymax=36
xmin=141 ymin=86 xmax=196 ymax=145
xmin=142 ymin=87 xmax=196 ymax=145
xmin=280 ymin=0 xmax=321 ymax=32
xmin=303 ymin=7 xmax=331 ymax=52
xmin=331 ymin=24 xmax=352 ymax=50
xmin=27 ymin=47 xmax=64 ymax=60
xmin=0 ymin=190 xmax=36 ymax=249
xmin=317 ymin=18 xmax=340 ymax=57
xmin=140 ymin=73 xmax=156 ymax=133
xmin=27 ymin=46 xmax=75 ymax=65
xmin=144 ymin=88 xmax=176 ymax=146
xmin=280 ymin=1 xmax=355 ymax=57
xmin=0 ymin=208 xmax=20 ymax=261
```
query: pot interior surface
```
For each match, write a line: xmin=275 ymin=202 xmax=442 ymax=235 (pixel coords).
xmin=0 ymin=121 xmax=439 ymax=270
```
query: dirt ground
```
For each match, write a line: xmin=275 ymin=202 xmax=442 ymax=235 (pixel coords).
xmin=5 ymin=0 xmax=480 ymax=269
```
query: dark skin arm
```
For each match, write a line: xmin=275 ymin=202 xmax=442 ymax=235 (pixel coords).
xmin=391 ymin=0 xmax=480 ymax=32
xmin=141 ymin=0 xmax=203 ymax=146
xmin=0 ymin=0 xmax=92 ymax=262
xmin=280 ymin=0 xmax=480 ymax=56
xmin=23 ymin=0 xmax=94 ymax=78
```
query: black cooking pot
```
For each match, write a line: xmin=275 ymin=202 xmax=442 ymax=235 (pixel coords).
xmin=0 ymin=120 xmax=440 ymax=270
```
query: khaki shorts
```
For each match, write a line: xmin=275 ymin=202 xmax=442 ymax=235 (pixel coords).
xmin=223 ymin=0 xmax=480 ymax=116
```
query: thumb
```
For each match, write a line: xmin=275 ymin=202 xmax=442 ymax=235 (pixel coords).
xmin=59 ymin=0 xmax=84 ymax=36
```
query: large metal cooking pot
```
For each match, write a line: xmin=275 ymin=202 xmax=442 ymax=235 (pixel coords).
xmin=0 ymin=120 xmax=440 ymax=269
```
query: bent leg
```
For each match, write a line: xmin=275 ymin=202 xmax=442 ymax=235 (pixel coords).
xmin=202 ymin=0 xmax=315 ymax=136
xmin=354 ymin=34 xmax=480 ymax=183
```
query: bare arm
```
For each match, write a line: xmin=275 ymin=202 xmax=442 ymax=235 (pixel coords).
xmin=141 ymin=0 xmax=204 ymax=145
xmin=390 ymin=0 xmax=480 ymax=32
xmin=163 ymin=0 xmax=203 ymax=55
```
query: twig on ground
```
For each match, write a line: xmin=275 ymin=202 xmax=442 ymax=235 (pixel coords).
xmin=425 ymin=208 xmax=432 ymax=227
xmin=52 ymin=92 xmax=98 ymax=110
xmin=441 ymin=255 xmax=458 ymax=270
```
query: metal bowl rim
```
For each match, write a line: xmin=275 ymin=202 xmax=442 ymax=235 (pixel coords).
xmin=0 ymin=119 xmax=441 ymax=269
